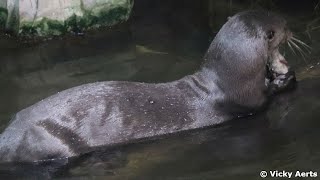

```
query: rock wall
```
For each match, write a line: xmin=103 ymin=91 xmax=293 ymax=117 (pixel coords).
xmin=1 ymin=0 xmax=133 ymax=36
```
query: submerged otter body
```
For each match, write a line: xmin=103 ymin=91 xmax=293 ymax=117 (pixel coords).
xmin=0 ymin=11 xmax=296 ymax=162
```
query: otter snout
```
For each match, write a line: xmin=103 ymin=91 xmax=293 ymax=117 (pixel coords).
xmin=269 ymin=50 xmax=289 ymax=76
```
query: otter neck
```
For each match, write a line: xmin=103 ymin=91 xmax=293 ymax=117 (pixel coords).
xmin=195 ymin=60 xmax=267 ymax=116
xmin=180 ymin=67 xmax=224 ymax=105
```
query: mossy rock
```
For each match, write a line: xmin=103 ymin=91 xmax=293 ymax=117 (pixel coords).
xmin=18 ymin=0 xmax=133 ymax=37
xmin=0 ymin=8 xmax=8 ymax=30
xmin=0 ymin=0 xmax=134 ymax=36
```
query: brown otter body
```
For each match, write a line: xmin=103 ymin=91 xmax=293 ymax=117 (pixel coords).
xmin=0 ymin=10 xmax=295 ymax=162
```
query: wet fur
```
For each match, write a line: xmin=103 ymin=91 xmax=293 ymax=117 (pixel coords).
xmin=0 ymin=11 xmax=295 ymax=162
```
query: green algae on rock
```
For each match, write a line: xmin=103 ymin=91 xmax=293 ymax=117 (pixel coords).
xmin=0 ymin=0 xmax=7 ymax=30
xmin=0 ymin=8 xmax=7 ymax=30
xmin=6 ymin=0 xmax=133 ymax=37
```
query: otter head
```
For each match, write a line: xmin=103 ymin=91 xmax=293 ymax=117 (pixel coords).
xmin=263 ymin=14 xmax=292 ymax=77
xmin=203 ymin=10 xmax=295 ymax=112
xmin=205 ymin=10 xmax=292 ymax=75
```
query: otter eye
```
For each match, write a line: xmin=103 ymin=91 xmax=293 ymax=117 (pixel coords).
xmin=267 ymin=30 xmax=275 ymax=41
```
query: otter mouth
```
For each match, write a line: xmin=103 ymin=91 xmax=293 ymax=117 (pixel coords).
xmin=267 ymin=32 xmax=311 ymax=80
xmin=266 ymin=39 xmax=298 ymax=93
xmin=267 ymin=49 xmax=289 ymax=79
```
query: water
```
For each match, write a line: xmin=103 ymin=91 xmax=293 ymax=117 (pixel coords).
xmin=0 ymin=0 xmax=320 ymax=179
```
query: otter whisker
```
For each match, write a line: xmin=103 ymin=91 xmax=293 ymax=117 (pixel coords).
xmin=287 ymin=41 xmax=297 ymax=56
xmin=292 ymin=37 xmax=312 ymax=51
xmin=291 ymin=36 xmax=312 ymax=53
xmin=309 ymin=25 xmax=320 ymax=31
xmin=289 ymin=40 xmax=308 ymax=63
xmin=291 ymin=36 xmax=312 ymax=50
xmin=290 ymin=40 xmax=308 ymax=57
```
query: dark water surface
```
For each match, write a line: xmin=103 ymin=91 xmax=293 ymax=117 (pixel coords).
xmin=0 ymin=0 xmax=320 ymax=179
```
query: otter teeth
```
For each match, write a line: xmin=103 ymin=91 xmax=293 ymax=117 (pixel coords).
xmin=270 ymin=50 xmax=289 ymax=75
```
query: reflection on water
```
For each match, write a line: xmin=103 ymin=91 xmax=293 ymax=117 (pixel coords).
xmin=0 ymin=0 xmax=320 ymax=179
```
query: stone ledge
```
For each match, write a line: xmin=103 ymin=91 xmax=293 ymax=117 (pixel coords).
xmin=1 ymin=0 xmax=133 ymax=37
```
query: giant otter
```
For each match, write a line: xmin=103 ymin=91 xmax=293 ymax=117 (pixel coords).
xmin=0 ymin=10 xmax=296 ymax=162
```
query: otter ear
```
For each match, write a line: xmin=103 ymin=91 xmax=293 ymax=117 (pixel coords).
xmin=227 ymin=15 xmax=234 ymax=21
xmin=267 ymin=30 xmax=275 ymax=41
